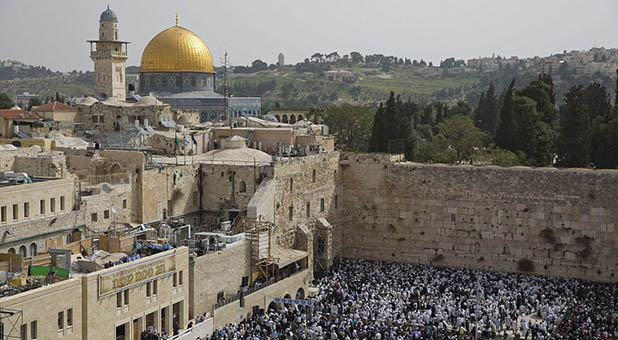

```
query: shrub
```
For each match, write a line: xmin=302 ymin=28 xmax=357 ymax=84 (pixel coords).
xmin=518 ymin=258 xmax=535 ymax=272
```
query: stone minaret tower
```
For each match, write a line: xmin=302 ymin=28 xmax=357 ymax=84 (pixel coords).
xmin=88 ymin=6 xmax=129 ymax=101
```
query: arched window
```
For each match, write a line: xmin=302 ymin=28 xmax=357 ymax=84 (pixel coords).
xmin=115 ymin=31 xmax=118 ymax=40
xmin=66 ymin=233 xmax=73 ymax=244
xmin=289 ymin=178 xmax=293 ymax=192
xmin=282 ymin=115 xmax=288 ymax=123
xmin=18 ymin=245 xmax=27 ymax=258
xmin=239 ymin=180 xmax=247 ymax=193
xmin=298 ymin=115 xmax=304 ymax=121
xmin=312 ymin=169 xmax=316 ymax=183
xmin=29 ymin=243 xmax=37 ymax=257
xmin=289 ymin=115 xmax=297 ymax=124
xmin=7 ymin=248 xmax=15 ymax=254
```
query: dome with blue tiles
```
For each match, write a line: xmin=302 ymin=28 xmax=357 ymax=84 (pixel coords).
xmin=100 ymin=5 xmax=118 ymax=22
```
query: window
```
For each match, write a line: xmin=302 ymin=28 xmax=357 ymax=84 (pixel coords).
xmin=320 ymin=198 xmax=325 ymax=212
xmin=29 ymin=243 xmax=37 ymax=257
xmin=239 ymin=180 xmax=246 ymax=193
xmin=122 ymin=199 xmax=127 ymax=209
xmin=335 ymin=195 xmax=338 ymax=209
xmin=50 ymin=198 xmax=55 ymax=213
xmin=40 ymin=200 xmax=45 ymax=214
xmin=312 ymin=169 xmax=316 ymax=183
xmin=289 ymin=206 xmax=293 ymax=221
xmin=123 ymin=290 xmax=129 ymax=305
xmin=1 ymin=206 xmax=5 ymax=222
xmin=306 ymin=202 xmax=311 ymax=218
xmin=30 ymin=321 xmax=37 ymax=339
xmin=58 ymin=311 xmax=64 ymax=330
xmin=19 ymin=246 xmax=27 ymax=258
xmin=191 ymin=76 xmax=196 ymax=87
xmin=20 ymin=324 xmax=26 ymax=340
xmin=104 ymin=210 xmax=110 ymax=219
xmin=146 ymin=282 xmax=151 ymax=297
xmin=60 ymin=196 xmax=65 ymax=211
xmin=66 ymin=308 xmax=73 ymax=327
xmin=12 ymin=204 xmax=18 ymax=220
xmin=116 ymin=292 xmax=122 ymax=308
xmin=153 ymin=280 xmax=158 ymax=295
xmin=217 ymin=291 xmax=224 ymax=303
xmin=24 ymin=202 xmax=29 ymax=218
xmin=179 ymin=271 xmax=183 ymax=286
xmin=91 ymin=213 xmax=97 ymax=222
xmin=289 ymin=178 xmax=293 ymax=192
xmin=173 ymin=273 xmax=177 ymax=287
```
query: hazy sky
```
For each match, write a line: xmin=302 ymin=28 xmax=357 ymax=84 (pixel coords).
xmin=1 ymin=0 xmax=616 ymax=72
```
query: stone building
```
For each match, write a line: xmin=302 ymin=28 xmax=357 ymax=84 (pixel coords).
xmin=88 ymin=6 xmax=129 ymax=101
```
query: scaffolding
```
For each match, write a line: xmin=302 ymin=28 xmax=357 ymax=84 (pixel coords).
xmin=0 ymin=308 xmax=23 ymax=340
xmin=245 ymin=223 xmax=279 ymax=282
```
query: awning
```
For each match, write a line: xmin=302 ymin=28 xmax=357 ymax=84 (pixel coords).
xmin=271 ymin=246 xmax=307 ymax=268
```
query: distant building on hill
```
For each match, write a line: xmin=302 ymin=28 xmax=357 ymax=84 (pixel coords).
xmin=278 ymin=53 xmax=285 ymax=67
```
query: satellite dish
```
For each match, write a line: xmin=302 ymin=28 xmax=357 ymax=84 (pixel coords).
xmin=111 ymin=206 xmax=119 ymax=214
xmin=101 ymin=183 xmax=112 ymax=193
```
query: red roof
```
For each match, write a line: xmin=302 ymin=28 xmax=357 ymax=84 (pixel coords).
xmin=0 ymin=109 xmax=41 ymax=120
xmin=32 ymin=101 xmax=77 ymax=112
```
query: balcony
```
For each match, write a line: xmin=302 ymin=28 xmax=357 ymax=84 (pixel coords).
xmin=90 ymin=50 xmax=128 ymax=59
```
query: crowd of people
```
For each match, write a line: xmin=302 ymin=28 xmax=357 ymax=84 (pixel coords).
xmin=203 ymin=258 xmax=617 ymax=340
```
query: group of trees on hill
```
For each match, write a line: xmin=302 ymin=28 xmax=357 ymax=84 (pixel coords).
xmin=322 ymin=70 xmax=618 ymax=169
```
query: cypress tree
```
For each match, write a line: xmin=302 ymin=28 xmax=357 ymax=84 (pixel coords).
xmin=496 ymin=79 xmax=516 ymax=150
xmin=557 ymin=86 xmax=591 ymax=167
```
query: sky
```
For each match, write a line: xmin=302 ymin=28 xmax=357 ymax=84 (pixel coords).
xmin=0 ymin=0 xmax=616 ymax=72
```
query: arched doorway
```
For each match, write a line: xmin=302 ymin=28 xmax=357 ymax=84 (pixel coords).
xmin=282 ymin=115 xmax=288 ymax=123
xmin=289 ymin=115 xmax=297 ymax=124
xmin=283 ymin=294 xmax=291 ymax=299
xmin=7 ymin=248 xmax=15 ymax=254
xmin=275 ymin=115 xmax=281 ymax=122
xmin=29 ymin=243 xmax=37 ymax=257
xmin=18 ymin=245 xmax=27 ymax=258
xmin=296 ymin=287 xmax=305 ymax=300
xmin=298 ymin=115 xmax=304 ymax=121
xmin=267 ymin=301 xmax=279 ymax=311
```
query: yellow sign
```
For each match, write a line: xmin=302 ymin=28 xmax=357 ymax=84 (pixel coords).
xmin=98 ymin=255 xmax=175 ymax=297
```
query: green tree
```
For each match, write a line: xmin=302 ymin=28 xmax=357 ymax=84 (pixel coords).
xmin=369 ymin=92 xmax=416 ymax=158
xmin=474 ymin=82 xmax=499 ymax=136
xmin=0 ymin=92 xmax=13 ymax=109
xmin=436 ymin=115 xmax=487 ymax=163
xmin=318 ymin=105 xmax=374 ymax=152
xmin=556 ymin=86 xmax=591 ymax=167
xmin=496 ymin=79 xmax=516 ymax=150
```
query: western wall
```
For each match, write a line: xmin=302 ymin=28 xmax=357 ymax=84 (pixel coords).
xmin=338 ymin=153 xmax=618 ymax=282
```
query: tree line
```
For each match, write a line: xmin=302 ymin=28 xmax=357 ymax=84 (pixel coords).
xmin=320 ymin=71 xmax=618 ymax=169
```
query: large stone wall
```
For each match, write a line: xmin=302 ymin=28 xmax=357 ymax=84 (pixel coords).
xmin=340 ymin=153 xmax=618 ymax=282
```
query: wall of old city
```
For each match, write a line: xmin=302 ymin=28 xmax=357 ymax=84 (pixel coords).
xmin=272 ymin=152 xmax=341 ymax=248
xmin=339 ymin=153 xmax=618 ymax=282
xmin=190 ymin=241 xmax=252 ymax=319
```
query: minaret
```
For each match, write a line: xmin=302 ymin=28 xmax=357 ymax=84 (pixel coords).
xmin=88 ymin=6 xmax=129 ymax=101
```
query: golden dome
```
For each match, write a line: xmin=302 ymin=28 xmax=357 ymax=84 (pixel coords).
xmin=140 ymin=25 xmax=215 ymax=73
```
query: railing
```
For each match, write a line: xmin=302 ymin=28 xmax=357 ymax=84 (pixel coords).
xmin=198 ymin=159 xmax=272 ymax=167
xmin=90 ymin=50 xmax=128 ymax=58
xmin=78 ymin=173 xmax=130 ymax=186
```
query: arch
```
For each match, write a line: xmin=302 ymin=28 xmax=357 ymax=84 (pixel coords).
xmin=298 ymin=114 xmax=304 ymax=121
xmin=66 ymin=233 xmax=73 ymax=244
xmin=267 ymin=301 xmax=279 ymax=311
xmin=239 ymin=180 xmax=247 ymax=193
xmin=289 ymin=115 xmax=297 ymax=124
xmin=296 ymin=287 xmax=305 ymax=300
xmin=7 ymin=248 xmax=15 ymax=254
xmin=282 ymin=115 xmax=288 ymax=123
xmin=274 ymin=114 xmax=281 ymax=122
xmin=110 ymin=163 xmax=122 ymax=174
xmin=29 ymin=243 xmax=37 ymax=257
xmin=283 ymin=293 xmax=291 ymax=299
xmin=18 ymin=245 xmax=27 ymax=258
xmin=11 ymin=141 xmax=22 ymax=147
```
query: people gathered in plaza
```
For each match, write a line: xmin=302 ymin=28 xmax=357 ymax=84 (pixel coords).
xmin=204 ymin=258 xmax=617 ymax=340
